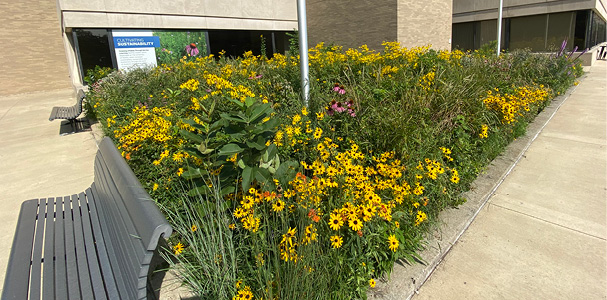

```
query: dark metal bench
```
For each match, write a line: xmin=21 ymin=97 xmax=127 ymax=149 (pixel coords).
xmin=2 ymin=137 xmax=172 ymax=300
xmin=49 ymin=90 xmax=86 ymax=133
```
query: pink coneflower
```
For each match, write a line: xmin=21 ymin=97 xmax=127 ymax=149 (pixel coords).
xmin=185 ymin=43 xmax=199 ymax=56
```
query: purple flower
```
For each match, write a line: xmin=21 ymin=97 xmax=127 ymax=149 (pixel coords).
xmin=338 ymin=89 xmax=345 ymax=95
xmin=332 ymin=86 xmax=341 ymax=92
xmin=185 ymin=43 xmax=199 ymax=56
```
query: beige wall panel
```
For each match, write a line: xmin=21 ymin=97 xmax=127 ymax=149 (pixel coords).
xmin=397 ymin=0 xmax=452 ymax=50
xmin=63 ymin=12 xmax=297 ymax=31
xmin=58 ymin=0 xmax=297 ymax=22
xmin=0 ymin=1 xmax=71 ymax=95
xmin=307 ymin=0 xmax=398 ymax=51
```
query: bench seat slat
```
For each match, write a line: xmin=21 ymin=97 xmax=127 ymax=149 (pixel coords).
xmin=64 ymin=195 xmax=82 ymax=300
xmin=2 ymin=200 xmax=38 ymax=299
xmin=29 ymin=199 xmax=47 ymax=300
xmin=79 ymin=191 xmax=108 ymax=299
xmin=54 ymin=197 xmax=69 ymax=300
xmin=42 ymin=198 xmax=56 ymax=299
xmin=72 ymin=194 xmax=94 ymax=300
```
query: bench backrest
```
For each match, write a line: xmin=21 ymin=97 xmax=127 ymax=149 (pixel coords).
xmin=75 ymin=89 xmax=85 ymax=115
xmin=92 ymin=137 xmax=172 ymax=299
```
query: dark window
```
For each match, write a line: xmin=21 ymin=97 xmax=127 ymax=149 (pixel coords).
xmin=574 ymin=10 xmax=589 ymax=50
xmin=208 ymin=30 xmax=294 ymax=58
xmin=73 ymin=29 xmax=113 ymax=82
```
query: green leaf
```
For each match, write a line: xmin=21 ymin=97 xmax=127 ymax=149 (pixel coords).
xmin=255 ymin=168 xmax=273 ymax=186
xmin=220 ymin=113 xmax=248 ymax=124
xmin=246 ymin=136 xmax=267 ymax=151
xmin=180 ymin=130 xmax=205 ymax=144
xmin=248 ymin=103 xmax=272 ymax=124
xmin=244 ymin=97 xmax=255 ymax=108
xmin=220 ymin=185 xmax=236 ymax=196
xmin=228 ymin=97 xmax=245 ymax=108
xmin=218 ymin=143 xmax=243 ymax=156
xmin=187 ymin=185 xmax=212 ymax=196
xmin=265 ymin=144 xmax=278 ymax=161
xmin=275 ymin=160 xmax=299 ymax=186
xmin=182 ymin=167 xmax=208 ymax=180
xmin=241 ymin=166 xmax=254 ymax=191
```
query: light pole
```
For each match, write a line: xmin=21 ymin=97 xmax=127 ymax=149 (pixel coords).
xmin=297 ymin=0 xmax=310 ymax=107
xmin=496 ymin=0 xmax=503 ymax=56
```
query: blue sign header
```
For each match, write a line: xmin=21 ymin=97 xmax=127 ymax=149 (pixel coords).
xmin=113 ymin=36 xmax=160 ymax=48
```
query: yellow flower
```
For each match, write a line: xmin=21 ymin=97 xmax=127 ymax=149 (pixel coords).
xmin=173 ymin=242 xmax=184 ymax=255
xmin=330 ymin=235 xmax=343 ymax=248
xmin=369 ymin=278 xmax=376 ymax=288
xmin=313 ymin=127 xmax=323 ymax=139
xmin=272 ymin=199 xmax=285 ymax=212
xmin=153 ymin=183 xmax=159 ymax=191
xmin=191 ymin=225 xmax=198 ymax=232
xmin=328 ymin=213 xmax=343 ymax=230
xmin=348 ymin=218 xmax=363 ymax=231
xmin=388 ymin=235 xmax=399 ymax=252
xmin=177 ymin=168 xmax=184 ymax=176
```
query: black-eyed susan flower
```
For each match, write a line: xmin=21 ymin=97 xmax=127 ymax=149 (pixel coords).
xmin=388 ymin=235 xmax=399 ymax=252
xmin=369 ymin=278 xmax=376 ymax=288
xmin=272 ymin=199 xmax=285 ymax=212
xmin=348 ymin=218 xmax=363 ymax=231
xmin=173 ymin=242 xmax=184 ymax=255
xmin=329 ymin=213 xmax=343 ymax=230
xmin=330 ymin=235 xmax=343 ymax=248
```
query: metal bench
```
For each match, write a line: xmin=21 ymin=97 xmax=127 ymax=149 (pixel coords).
xmin=49 ymin=90 xmax=86 ymax=133
xmin=2 ymin=137 xmax=173 ymax=300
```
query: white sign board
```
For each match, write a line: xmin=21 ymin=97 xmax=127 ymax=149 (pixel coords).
xmin=112 ymin=30 xmax=159 ymax=71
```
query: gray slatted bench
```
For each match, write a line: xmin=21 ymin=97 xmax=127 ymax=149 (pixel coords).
xmin=2 ymin=137 xmax=172 ymax=300
xmin=49 ymin=90 xmax=86 ymax=133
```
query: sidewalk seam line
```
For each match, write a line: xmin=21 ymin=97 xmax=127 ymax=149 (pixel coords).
xmin=488 ymin=202 xmax=606 ymax=241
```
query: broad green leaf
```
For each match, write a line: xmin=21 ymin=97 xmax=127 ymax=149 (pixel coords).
xmin=244 ymin=97 xmax=255 ymax=108
xmin=180 ymin=130 xmax=205 ymax=143
xmin=182 ymin=167 xmax=208 ymax=180
xmin=218 ymin=143 xmax=243 ymax=156
xmin=248 ymin=103 xmax=272 ymax=124
xmin=241 ymin=166 xmax=254 ymax=191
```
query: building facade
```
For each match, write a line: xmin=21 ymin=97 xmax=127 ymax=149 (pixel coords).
xmin=452 ymin=0 xmax=607 ymax=52
xmin=2 ymin=1 xmax=458 ymax=95
xmin=307 ymin=0 xmax=453 ymax=51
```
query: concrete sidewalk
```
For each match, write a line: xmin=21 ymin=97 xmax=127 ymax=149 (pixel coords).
xmin=411 ymin=62 xmax=607 ymax=298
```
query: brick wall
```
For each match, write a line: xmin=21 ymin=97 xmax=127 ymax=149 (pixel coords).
xmin=0 ymin=1 xmax=71 ymax=96
xmin=307 ymin=0 xmax=398 ymax=51
xmin=397 ymin=0 xmax=453 ymax=50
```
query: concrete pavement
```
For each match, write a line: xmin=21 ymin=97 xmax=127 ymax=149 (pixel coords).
xmin=411 ymin=61 xmax=607 ymax=298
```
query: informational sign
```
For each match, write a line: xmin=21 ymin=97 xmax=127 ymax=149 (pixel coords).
xmin=112 ymin=30 xmax=160 ymax=71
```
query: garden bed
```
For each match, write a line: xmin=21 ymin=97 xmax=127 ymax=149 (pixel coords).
xmin=87 ymin=41 xmax=582 ymax=300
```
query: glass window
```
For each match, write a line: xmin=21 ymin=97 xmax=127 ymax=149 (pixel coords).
xmin=452 ymin=22 xmax=476 ymax=51
xmin=73 ymin=29 xmax=113 ymax=82
xmin=547 ymin=12 xmax=575 ymax=51
xmin=509 ymin=14 xmax=548 ymax=51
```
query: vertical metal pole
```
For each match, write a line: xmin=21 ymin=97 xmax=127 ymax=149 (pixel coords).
xmin=297 ymin=0 xmax=310 ymax=107
xmin=497 ymin=0 xmax=503 ymax=56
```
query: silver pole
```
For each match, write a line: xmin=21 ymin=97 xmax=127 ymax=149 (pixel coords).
xmin=496 ymin=0 xmax=503 ymax=56
xmin=297 ymin=0 xmax=310 ymax=107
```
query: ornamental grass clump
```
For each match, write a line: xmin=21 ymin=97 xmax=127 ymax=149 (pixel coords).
xmin=88 ymin=40 xmax=583 ymax=299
